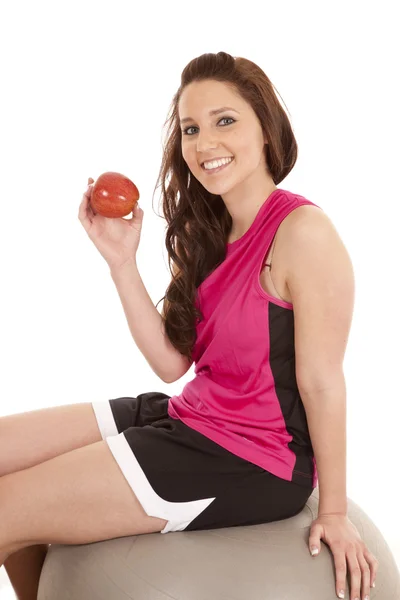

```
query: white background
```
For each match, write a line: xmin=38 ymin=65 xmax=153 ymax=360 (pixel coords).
xmin=0 ymin=0 xmax=399 ymax=596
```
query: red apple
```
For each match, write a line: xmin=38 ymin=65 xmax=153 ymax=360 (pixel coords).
xmin=90 ymin=172 xmax=140 ymax=218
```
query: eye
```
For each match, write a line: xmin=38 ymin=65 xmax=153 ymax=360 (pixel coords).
xmin=182 ymin=117 xmax=235 ymax=136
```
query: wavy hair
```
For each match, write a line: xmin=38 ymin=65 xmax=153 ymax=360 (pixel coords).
xmin=153 ymin=51 xmax=298 ymax=363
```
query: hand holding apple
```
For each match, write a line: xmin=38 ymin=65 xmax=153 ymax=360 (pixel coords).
xmin=78 ymin=172 xmax=144 ymax=271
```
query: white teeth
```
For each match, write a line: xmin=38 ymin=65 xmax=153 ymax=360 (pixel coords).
xmin=203 ymin=157 xmax=233 ymax=170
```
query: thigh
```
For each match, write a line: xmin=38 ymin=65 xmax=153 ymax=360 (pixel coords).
xmin=0 ymin=439 xmax=167 ymax=557
xmin=0 ymin=402 xmax=103 ymax=477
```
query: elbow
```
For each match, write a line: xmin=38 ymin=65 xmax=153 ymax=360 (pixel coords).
xmin=162 ymin=372 xmax=176 ymax=384
xmin=163 ymin=359 xmax=194 ymax=384
xmin=297 ymin=370 xmax=345 ymax=396
xmin=163 ymin=372 xmax=182 ymax=384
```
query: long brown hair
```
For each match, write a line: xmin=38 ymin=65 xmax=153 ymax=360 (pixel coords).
xmin=153 ymin=51 xmax=298 ymax=363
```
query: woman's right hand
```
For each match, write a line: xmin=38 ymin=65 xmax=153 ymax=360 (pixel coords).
xmin=78 ymin=177 xmax=144 ymax=271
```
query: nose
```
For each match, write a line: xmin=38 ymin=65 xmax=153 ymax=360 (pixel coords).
xmin=196 ymin=129 xmax=219 ymax=153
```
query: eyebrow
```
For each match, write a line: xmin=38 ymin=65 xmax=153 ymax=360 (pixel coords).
xmin=179 ymin=106 xmax=239 ymax=125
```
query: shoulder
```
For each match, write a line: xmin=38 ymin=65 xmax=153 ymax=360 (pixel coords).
xmin=274 ymin=203 xmax=338 ymax=285
xmin=273 ymin=199 xmax=330 ymax=255
xmin=282 ymin=202 xmax=328 ymax=230
xmin=280 ymin=202 xmax=354 ymax=289
xmin=279 ymin=203 xmax=343 ymax=266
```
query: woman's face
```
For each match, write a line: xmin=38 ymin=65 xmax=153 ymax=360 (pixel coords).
xmin=178 ymin=79 xmax=268 ymax=197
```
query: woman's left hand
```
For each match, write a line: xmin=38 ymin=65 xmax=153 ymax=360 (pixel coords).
xmin=308 ymin=513 xmax=379 ymax=600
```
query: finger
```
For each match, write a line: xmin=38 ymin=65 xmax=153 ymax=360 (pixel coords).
xmin=133 ymin=202 xmax=143 ymax=218
xmin=86 ymin=186 xmax=96 ymax=217
xmin=364 ymin=549 xmax=378 ymax=589
xmin=78 ymin=191 xmax=93 ymax=231
xmin=332 ymin=547 xmax=347 ymax=599
xmin=84 ymin=184 xmax=97 ymax=218
xmin=357 ymin=551 xmax=371 ymax=600
xmin=346 ymin=548 xmax=362 ymax=600
xmin=84 ymin=183 xmax=93 ymax=199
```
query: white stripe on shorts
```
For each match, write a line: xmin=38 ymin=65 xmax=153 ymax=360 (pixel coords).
xmin=91 ymin=401 xmax=215 ymax=534
xmin=106 ymin=433 xmax=216 ymax=533
xmin=91 ymin=401 xmax=119 ymax=439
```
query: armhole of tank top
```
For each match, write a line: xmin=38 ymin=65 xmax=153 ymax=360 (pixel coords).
xmin=253 ymin=200 xmax=316 ymax=309
xmin=254 ymin=227 xmax=293 ymax=310
xmin=254 ymin=200 xmax=323 ymax=309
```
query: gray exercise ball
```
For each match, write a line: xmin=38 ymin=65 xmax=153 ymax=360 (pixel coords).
xmin=37 ymin=488 xmax=399 ymax=599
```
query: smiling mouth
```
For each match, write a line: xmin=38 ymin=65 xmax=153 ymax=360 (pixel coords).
xmin=201 ymin=158 xmax=234 ymax=174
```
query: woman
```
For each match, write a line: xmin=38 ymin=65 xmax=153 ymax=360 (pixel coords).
xmin=1 ymin=52 xmax=377 ymax=600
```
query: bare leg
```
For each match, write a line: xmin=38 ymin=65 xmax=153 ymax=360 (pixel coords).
xmin=0 ymin=440 xmax=167 ymax=553
xmin=0 ymin=402 xmax=105 ymax=597
xmin=3 ymin=545 xmax=49 ymax=600
xmin=0 ymin=403 xmax=103 ymax=477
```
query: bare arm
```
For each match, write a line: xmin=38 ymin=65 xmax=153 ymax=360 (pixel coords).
xmin=284 ymin=205 xmax=355 ymax=515
xmin=110 ymin=258 xmax=193 ymax=383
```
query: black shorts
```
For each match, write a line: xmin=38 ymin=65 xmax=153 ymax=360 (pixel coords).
xmin=91 ymin=392 xmax=313 ymax=534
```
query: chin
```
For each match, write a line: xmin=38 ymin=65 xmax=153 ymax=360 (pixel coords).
xmin=207 ymin=184 xmax=235 ymax=196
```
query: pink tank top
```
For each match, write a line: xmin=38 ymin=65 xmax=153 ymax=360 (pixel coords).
xmin=168 ymin=188 xmax=322 ymax=488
